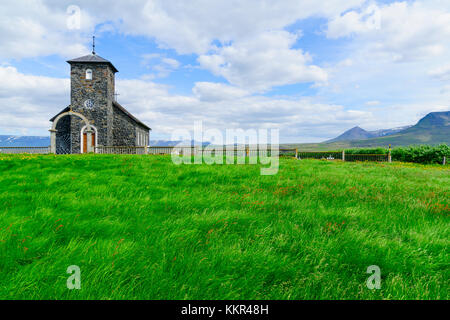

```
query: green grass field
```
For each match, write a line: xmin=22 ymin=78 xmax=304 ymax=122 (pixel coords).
xmin=0 ymin=154 xmax=448 ymax=299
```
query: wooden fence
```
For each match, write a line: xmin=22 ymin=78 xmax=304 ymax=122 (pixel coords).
xmin=0 ymin=145 xmax=390 ymax=163
xmin=201 ymin=148 xmax=296 ymax=157
xmin=297 ymin=151 xmax=389 ymax=162
xmin=298 ymin=151 xmax=343 ymax=160
xmin=344 ymin=153 xmax=389 ymax=162
xmin=0 ymin=146 xmax=50 ymax=154
xmin=149 ymin=146 xmax=200 ymax=155
xmin=95 ymin=146 xmax=298 ymax=157
xmin=95 ymin=146 xmax=147 ymax=154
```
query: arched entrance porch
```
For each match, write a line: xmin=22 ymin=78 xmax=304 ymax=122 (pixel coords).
xmin=50 ymin=110 xmax=93 ymax=154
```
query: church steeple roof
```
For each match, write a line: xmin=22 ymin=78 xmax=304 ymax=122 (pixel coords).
xmin=67 ymin=54 xmax=118 ymax=73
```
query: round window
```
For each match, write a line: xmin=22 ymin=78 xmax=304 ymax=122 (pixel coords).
xmin=84 ymin=99 xmax=94 ymax=109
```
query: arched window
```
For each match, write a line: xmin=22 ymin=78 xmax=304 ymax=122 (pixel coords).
xmin=86 ymin=69 xmax=92 ymax=80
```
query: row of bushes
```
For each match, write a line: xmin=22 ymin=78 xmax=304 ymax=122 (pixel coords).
xmin=391 ymin=145 xmax=449 ymax=164
xmin=345 ymin=144 xmax=449 ymax=164
xmin=345 ymin=148 xmax=388 ymax=155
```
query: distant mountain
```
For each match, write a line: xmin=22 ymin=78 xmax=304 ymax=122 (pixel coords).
xmin=370 ymin=125 xmax=413 ymax=137
xmin=371 ymin=111 xmax=450 ymax=146
xmin=327 ymin=126 xmax=374 ymax=142
xmin=325 ymin=111 xmax=449 ymax=148
xmin=328 ymin=125 xmax=412 ymax=142
xmin=0 ymin=135 xmax=50 ymax=147
xmin=413 ymin=111 xmax=449 ymax=127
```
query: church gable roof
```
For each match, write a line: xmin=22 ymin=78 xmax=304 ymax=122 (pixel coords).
xmin=49 ymin=106 xmax=70 ymax=122
xmin=50 ymin=104 xmax=151 ymax=131
xmin=113 ymin=101 xmax=151 ymax=131
xmin=67 ymin=54 xmax=118 ymax=73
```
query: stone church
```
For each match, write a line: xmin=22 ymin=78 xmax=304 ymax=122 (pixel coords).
xmin=50 ymin=47 xmax=150 ymax=154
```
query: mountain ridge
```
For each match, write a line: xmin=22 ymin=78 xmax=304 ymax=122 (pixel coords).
xmin=327 ymin=125 xmax=412 ymax=143
xmin=324 ymin=111 xmax=449 ymax=148
xmin=0 ymin=135 xmax=50 ymax=147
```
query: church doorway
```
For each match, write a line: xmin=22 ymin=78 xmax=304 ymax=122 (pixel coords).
xmin=81 ymin=125 xmax=97 ymax=153
xmin=83 ymin=132 xmax=96 ymax=153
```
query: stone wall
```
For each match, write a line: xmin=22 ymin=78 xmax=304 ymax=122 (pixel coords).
xmin=112 ymin=104 xmax=137 ymax=146
xmin=69 ymin=63 xmax=116 ymax=153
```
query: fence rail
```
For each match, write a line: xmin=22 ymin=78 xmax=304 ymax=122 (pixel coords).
xmin=0 ymin=145 xmax=390 ymax=163
xmin=201 ymin=148 xmax=296 ymax=157
xmin=150 ymin=146 xmax=200 ymax=155
xmin=298 ymin=151 xmax=343 ymax=160
xmin=95 ymin=146 xmax=147 ymax=154
xmin=344 ymin=154 xmax=388 ymax=162
xmin=297 ymin=151 xmax=389 ymax=162
xmin=0 ymin=146 xmax=50 ymax=154
xmin=95 ymin=146 xmax=298 ymax=156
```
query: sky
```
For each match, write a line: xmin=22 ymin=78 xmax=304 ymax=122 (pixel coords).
xmin=0 ymin=0 xmax=449 ymax=143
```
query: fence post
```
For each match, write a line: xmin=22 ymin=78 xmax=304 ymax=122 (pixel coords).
xmin=246 ymin=146 xmax=249 ymax=157
xmin=144 ymin=145 xmax=148 ymax=155
xmin=388 ymin=144 xmax=392 ymax=163
xmin=295 ymin=148 xmax=298 ymax=159
xmin=444 ymin=156 xmax=446 ymax=166
xmin=342 ymin=150 xmax=345 ymax=162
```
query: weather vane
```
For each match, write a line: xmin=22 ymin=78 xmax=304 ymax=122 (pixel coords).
xmin=92 ymin=36 xmax=96 ymax=55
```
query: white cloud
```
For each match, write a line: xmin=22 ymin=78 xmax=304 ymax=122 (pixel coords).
xmin=326 ymin=1 xmax=450 ymax=62
xmin=140 ymin=54 xmax=181 ymax=78
xmin=0 ymin=66 xmax=371 ymax=141
xmin=198 ymin=31 xmax=328 ymax=92
xmin=429 ymin=64 xmax=450 ymax=81
xmin=0 ymin=66 xmax=69 ymax=134
xmin=161 ymin=58 xmax=180 ymax=69
xmin=441 ymin=85 xmax=450 ymax=94
xmin=0 ymin=1 xmax=94 ymax=59
xmin=193 ymin=82 xmax=249 ymax=101
xmin=327 ymin=5 xmax=382 ymax=39
xmin=100 ymin=0 xmax=365 ymax=55
xmin=0 ymin=0 xmax=362 ymax=92
xmin=1 ymin=65 xmax=447 ymax=141
xmin=319 ymin=0 xmax=450 ymax=123
xmin=0 ymin=0 xmax=364 ymax=59
xmin=366 ymin=100 xmax=380 ymax=106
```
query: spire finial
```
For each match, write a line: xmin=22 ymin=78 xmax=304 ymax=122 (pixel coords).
xmin=92 ymin=36 xmax=96 ymax=55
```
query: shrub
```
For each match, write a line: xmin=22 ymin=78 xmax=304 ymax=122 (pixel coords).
xmin=391 ymin=144 xmax=449 ymax=164
xmin=345 ymin=148 xmax=388 ymax=155
xmin=344 ymin=145 xmax=449 ymax=164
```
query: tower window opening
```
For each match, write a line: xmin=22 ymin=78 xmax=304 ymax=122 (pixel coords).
xmin=86 ymin=69 xmax=93 ymax=80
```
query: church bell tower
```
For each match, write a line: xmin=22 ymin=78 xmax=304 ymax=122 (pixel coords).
xmin=66 ymin=36 xmax=119 ymax=152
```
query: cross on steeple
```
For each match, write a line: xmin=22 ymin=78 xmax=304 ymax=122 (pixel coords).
xmin=92 ymin=36 xmax=96 ymax=55
xmin=114 ymin=92 xmax=120 ymax=102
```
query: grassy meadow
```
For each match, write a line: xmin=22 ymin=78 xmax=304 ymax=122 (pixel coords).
xmin=0 ymin=154 xmax=448 ymax=299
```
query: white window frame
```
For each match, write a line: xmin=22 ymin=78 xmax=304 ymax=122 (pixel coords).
xmin=86 ymin=69 xmax=93 ymax=80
